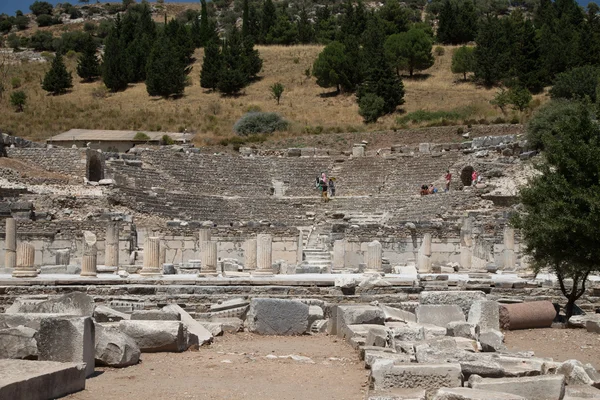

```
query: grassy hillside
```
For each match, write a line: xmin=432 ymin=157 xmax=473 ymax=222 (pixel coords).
xmin=0 ymin=43 xmax=544 ymax=145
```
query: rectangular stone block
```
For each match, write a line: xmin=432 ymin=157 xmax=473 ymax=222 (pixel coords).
xmin=371 ymin=361 xmax=462 ymax=392
xmin=37 ymin=316 xmax=95 ymax=378
xmin=337 ymin=305 xmax=385 ymax=339
xmin=0 ymin=359 xmax=86 ymax=400
xmin=131 ymin=310 xmax=181 ymax=321
xmin=246 ymin=298 xmax=308 ymax=335
xmin=468 ymin=375 xmax=565 ymax=400
xmin=468 ymin=300 xmax=500 ymax=332
xmin=416 ymin=305 xmax=465 ymax=327
xmin=119 ymin=320 xmax=188 ymax=352
xmin=419 ymin=291 xmax=486 ymax=315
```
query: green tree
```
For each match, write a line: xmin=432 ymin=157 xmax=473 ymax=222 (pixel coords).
xmin=384 ymin=28 xmax=434 ymax=77
xmin=550 ymin=65 xmax=599 ymax=103
xmin=437 ymin=0 xmax=477 ymax=44
xmin=358 ymin=93 xmax=385 ymax=123
xmin=30 ymin=1 xmax=53 ymax=16
xmin=507 ymin=85 xmax=532 ymax=111
xmin=102 ymin=19 xmax=129 ymax=92
xmin=145 ymin=33 xmax=186 ymax=98
xmin=14 ymin=15 xmax=30 ymax=30
xmin=474 ymin=15 xmax=510 ymax=86
xmin=77 ymin=34 xmax=100 ymax=82
xmin=297 ymin=7 xmax=315 ymax=44
xmin=312 ymin=41 xmax=350 ymax=93
xmin=526 ymin=99 xmax=583 ymax=151
xmin=490 ymin=88 xmax=510 ymax=113
xmin=260 ymin=0 xmax=277 ymax=43
xmin=199 ymin=0 xmax=212 ymax=46
xmin=241 ymin=35 xmax=262 ymax=79
xmin=200 ymin=40 xmax=222 ymax=91
xmin=10 ymin=90 xmax=26 ymax=112
xmin=451 ymin=45 xmax=475 ymax=80
xmin=42 ymin=52 xmax=73 ymax=95
xmin=242 ymin=0 xmax=250 ymax=37
xmin=270 ymin=82 xmax=284 ymax=104
xmin=378 ymin=0 xmax=411 ymax=36
xmin=513 ymin=105 xmax=600 ymax=321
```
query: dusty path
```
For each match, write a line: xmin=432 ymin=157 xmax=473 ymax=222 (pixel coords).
xmin=66 ymin=333 xmax=368 ymax=400
xmin=505 ymin=328 xmax=600 ymax=368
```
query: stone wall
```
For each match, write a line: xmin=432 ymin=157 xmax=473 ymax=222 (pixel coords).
xmin=6 ymin=147 xmax=88 ymax=178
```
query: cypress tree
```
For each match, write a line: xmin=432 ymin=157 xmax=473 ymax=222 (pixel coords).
xmin=42 ymin=52 xmax=73 ymax=95
xmin=200 ymin=40 xmax=222 ymax=91
xmin=260 ymin=0 xmax=277 ymax=43
xmin=474 ymin=16 xmax=510 ymax=86
xmin=242 ymin=0 xmax=250 ymax=37
xmin=191 ymin=13 xmax=202 ymax=48
xmin=76 ymin=34 xmax=100 ymax=82
xmin=297 ymin=7 xmax=315 ymax=44
xmin=146 ymin=33 xmax=186 ymax=98
xmin=199 ymin=0 xmax=211 ymax=46
xmin=242 ymin=35 xmax=263 ymax=79
xmin=102 ymin=19 xmax=130 ymax=92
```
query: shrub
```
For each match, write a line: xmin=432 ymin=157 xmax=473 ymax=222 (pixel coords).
xmin=358 ymin=93 xmax=386 ymax=123
xmin=36 ymin=14 xmax=55 ymax=27
xmin=270 ymin=82 xmax=284 ymax=105
xmin=133 ymin=132 xmax=150 ymax=141
xmin=397 ymin=108 xmax=469 ymax=124
xmin=550 ymin=65 xmax=599 ymax=103
xmin=161 ymin=134 xmax=175 ymax=145
xmin=435 ymin=46 xmax=445 ymax=56
xmin=66 ymin=49 xmax=77 ymax=59
xmin=526 ymin=100 xmax=585 ymax=150
xmin=10 ymin=90 xmax=26 ymax=112
xmin=83 ymin=22 xmax=96 ymax=33
xmin=11 ymin=77 xmax=21 ymax=89
xmin=233 ymin=112 xmax=288 ymax=136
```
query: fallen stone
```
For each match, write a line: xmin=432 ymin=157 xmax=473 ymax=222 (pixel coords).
xmin=0 ymin=359 xmax=86 ymax=400
xmin=212 ymin=317 xmax=244 ymax=333
xmin=6 ymin=293 xmax=95 ymax=316
xmin=380 ymin=305 xmax=417 ymax=323
xmin=499 ymin=301 xmax=556 ymax=330
xmin=387 ymin=323 xmax=424 ymax=342
xmin=371 ymin=360 xmax=462 ymax=392
xmin=118 ymin=320 xmax=188 ymax=352
xmin=0 ymin=326 xmax=38 ymax=359
xmin=199 ymin=321 xmax=224 ymax=337
xmin=495 ymin=355 xmax=545 ymax=377
xmin=308 ymin=305 xmax=324 ymax=329
xmin=95 ymin=323 xmax=140 ymax=367
xmin=131 ymin=310 xmax=181 ymax=321
xmin=0 ymin=313 xmax=75 ymax=330
xmin=93 ymin=305 xmax=130 ymax=323
xmin=586 ymin=320 xmax=600 ymax=334
xmin=433 ymin=387 xmax=527 ymax=400
xmin=343 ymin=324 xmax=385 ymax=343
xmin=367 ymin=388 xmax=426 ymax=400
xmin=246 ymin=298 xmax=309 ymax=335
xmin=364 ymin=350 xmax=411 ymax=369
xmin=468 ymin=374 xmax=565 ymax=400
xmin=337 ymin=305 xmax=385 ymax=339
xmin=37 ymin=316 xmax=95 ymax=378
xmin=163 ymin=304 xmax=213 ymax=346
xmin=416 ymin=305 xmax=465 ymax=327
xmin=210 ymin=298 xmax=249 ymax=312
xmin=565 ymin=385 xmax=600 ymax=399
xmin=366 ymin=326 xmax=390 ymax=347
xmin=360 ymin=346 xmax=397 ymax=360
xmin=557 ymin=360 xmax=595 ymax=386
xmin=447 ymin=321 xmax=478 ymax=339
xmin=479 ymin=329 xmax=506 ymax=352
xmin=419 ymin=291 xmax=486 ymax=315
xmin=468 ymin=301 xmax=500 ymax=332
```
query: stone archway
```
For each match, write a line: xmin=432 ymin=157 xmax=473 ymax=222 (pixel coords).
xmin=87 ymin=152 xmax=103 ymax=182
xmin=461 ymin=166 xmax=474 ymax=186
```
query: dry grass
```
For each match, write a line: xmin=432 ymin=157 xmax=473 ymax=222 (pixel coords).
xmin=0 ymin=44 xmax=547 ymax=145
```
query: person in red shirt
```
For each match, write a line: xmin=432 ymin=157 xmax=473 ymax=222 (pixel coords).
xmin=445 ymin=170 xmax=452 ymax=192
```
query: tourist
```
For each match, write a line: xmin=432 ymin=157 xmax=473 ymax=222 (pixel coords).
xmin=445 ymin=170 xmax=452 ymax=192
xmin=319 ymin=172 xmax=329 ymax=202
xmin=420 ymin=184 xmax=429 ymax=196
xmin=428 ymin=184 xmax=438 ymax=194
xmin=329 ymin=177 xmax=336 ymax=197
xmin=471 ymin=170 xmax=478 ymax=186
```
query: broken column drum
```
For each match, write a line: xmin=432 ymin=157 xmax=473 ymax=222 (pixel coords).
xmin=503 ymin=226 xmax=516 ymax=270
xmin=12 ymin=242 xmax=38 ymax=278
xmin=140 ymin=237 xmax=162 ymax=276
xmin=365 ymin=240 xmax=382 ymax=272
xmin=244 ymin=238 xmax=257 ymax=270
xmin=418 ymin=233 xmax=432 ymax=273
xmin=80 ymin=231 xmax=98 ymax=277
xmin=4 ymin=218 xmax=16 ymax=269
xmin=499 ymin=301 xmax=557 ymax=330
xmin=460 ymin=219 xmax=473 ymax=270
xmin=254 ymin=234 xmax=274 ymax=275
xmin=199 ymin=240 xmax=218 ymax=276
xmin=105 ymin=221 xmax=119 ymax=268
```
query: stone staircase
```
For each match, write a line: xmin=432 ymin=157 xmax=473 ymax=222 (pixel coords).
xmin=342 ymin=211 xmax=390 ymax=225
xmin=299 ymin=248 xmax=332 ymax=273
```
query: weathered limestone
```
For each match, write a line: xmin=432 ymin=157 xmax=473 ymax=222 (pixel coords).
xmin=420 ymin=291 xmax=486 ymax=316
xmin=95 ymin=324 xmax=140 ymax=368
xmin=4 ymin=218 xmax=16 ymax=269
xmin=499 ymin=301 xmax=556 ymax=330
xmin=333 ymin=239 xmax=345 ymax=270
xmin=468 ymin=301 xmax=500 ymax=332
xmin=7 ymin=292 xmax=95 ymax=316
xmin=433 ymin=388 xmax=527 ymax=400
xmin=0 ymin=326 xmax=38 ymax=359
xmin=55 ymin=249 xmax=70 ymax=267
xmin=0 ymin=359 xmax=86 ymax=400
xmin=502 ymin=226 xmax=516 ymax=270
xmin=139 ymin=236 xmax=162 ymax=276
xmin=80 ymin=231 xmax=98 ymax=277
xmin=418 ymin=234 xmax=432 ymax=273
xmin=478 ymin=330 xmax=506 ymax=352
xmin=198 ymin=240 xmax=218 ymax=276
xmin=105 ymin=221 xmax=119 ymax=269
xmin=365 ymin=240 xmax=383 ymax=273
xmin=254 ymin=233 xmax=274 ymax=275
xmin=468 ymin=374 xmax=566 ymax=400
xmin=198 ymin=228 xmax=211 ymax=243
xmin=118 ymin=320 xmax=188 ymax=352
xmin=93 ymin=305 xmax=130 ymax=323
xmin=131 ymin=310 xmax=180 ymax=321
xmin=12 ymin=242 xmax=37 ymax=278
xmin=162 ymin=303 xmax=213 ymax=346
xmin=460 ymin=219 xmax=473 ymax=270
xmin=244 ymin=238 xmax=257 ymax=270
xmin=246 ymin=298 xmax=309 ymax=335
xmin=371 ymin=360 xmax=462 ymax=391
xmin=337 ymin=305 xmax=385 ymax=340
xmin=416 ymin=305 xmax=465 ymax=327
xmin=37 ymin=316 xmax=96 ymax=377
xmin=296 ymin=230 xmax=303 ymax=265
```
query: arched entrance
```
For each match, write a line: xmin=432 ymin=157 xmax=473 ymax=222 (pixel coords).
xmin=87 ymin=152 xmax=103 ymax=182
xmin=461 ymin=166 xmax=474 ymax=186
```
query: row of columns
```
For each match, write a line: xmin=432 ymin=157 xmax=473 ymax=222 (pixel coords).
xmin=460 ymin=217 xmax=516 ymax=271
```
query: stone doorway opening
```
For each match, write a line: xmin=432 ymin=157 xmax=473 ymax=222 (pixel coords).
xmin=461 ymin=166 xmax=474 ymax=186
xmin=87 ymin=152 xmax=104 ymax=182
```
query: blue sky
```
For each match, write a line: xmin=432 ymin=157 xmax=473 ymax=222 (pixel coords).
xmin=0 ymin=1 xmax=198 ymax=16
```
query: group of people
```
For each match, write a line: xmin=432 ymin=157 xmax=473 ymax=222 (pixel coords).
xmin=420 ymin=170 xmax=453 ymax=196
xmin=316 ymin=172 xmax=335 ymax=202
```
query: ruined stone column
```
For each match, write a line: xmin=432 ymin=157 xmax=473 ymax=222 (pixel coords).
xmin=80 ymin=231 xmax=98 ymax=277
xmin=199 ymin=229 xmax=211 ymax=243
xmin=365 ymin=240 xmax=382 ymax=273
xmin=417 ymin=233 xmax=432 ymax=273
xmin=296 ymin=230 xmax=303 ymax=265
xmin=502 ymin=226 xmax=516 ymax=270
xmin=12 ymin=242 xmax=37 ymax=278
xmin=253 ymin=234 xmax=274 ymax=275
xmin=244 ymin=238 xmax=257 ymax=271
xmin=460 ymin=218 xmax=473 ymax=270
xmin=4 ymin=218 xmax=16 ymax=269
xmin=198 ymin=240 xmax=218 ymax=276
xmin=55 ymin=249 xmax=70 ymax=266
xmin=332 ymin=239 xmax=345 ymax=270
xmin=139 ymin=237 xmax=162 ymax=276
xmin=105 ymin=221 xmax=119 ymax=269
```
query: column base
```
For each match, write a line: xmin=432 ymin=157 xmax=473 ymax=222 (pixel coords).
xmin=198 ymin=271 xmax=219 ymax=277
xmin=252 ymin=269 xmax=274 ymax=276
xmin=12 ymin=269 xmax=39 ymax=278
xmin=139 ymin=268 xmax=162 ymax=277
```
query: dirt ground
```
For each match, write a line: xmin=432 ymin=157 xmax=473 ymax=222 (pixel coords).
xmin=505 ymin=328 xmax=600 ymax=369
xmin=66 ymin=333 xmax=368 ymax=400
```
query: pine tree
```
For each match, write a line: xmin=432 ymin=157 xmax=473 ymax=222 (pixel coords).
xmin=199 ymin=0 xmax=211 ymax=46
xmin=260 ymin=0 xmax=277 ymax=43
xmin=76 ymin=34 xmax=100 ymax=82
xmin=102 ymin=19 xmax=130 ymax=92
xmin=242 ymin=0 xmax=250 ymax=37
xmin=42 ymin=52 xmax=73 ymax=95
xmin=200 ymin=40 xmax=222 ymax=91
xmin=297 ymin=7 xmax=315 ymax=44
xmin=241 ymin=35 xmax=263 ymax=79
xmin=146 ymin=33 xmax=186 ymax=98
xmin=474 ymin=15 xmax=510 ymax=86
